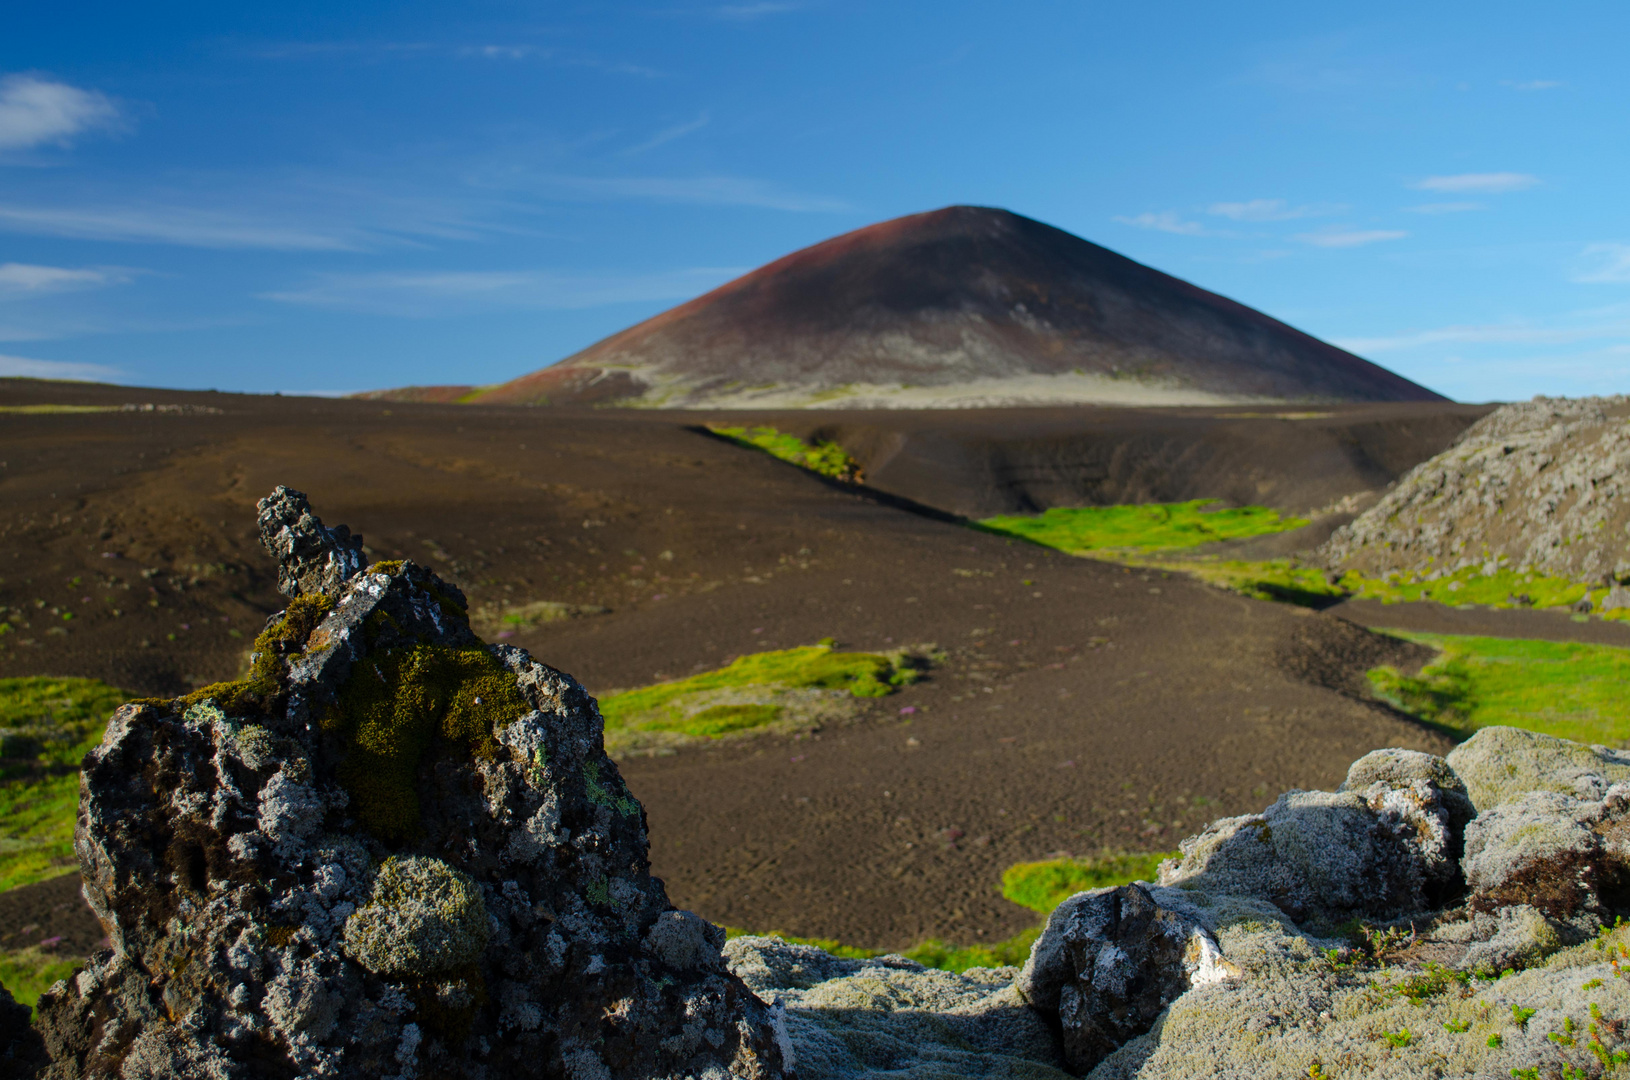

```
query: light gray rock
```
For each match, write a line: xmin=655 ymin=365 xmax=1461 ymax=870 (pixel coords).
xmin=1016 ymin=885 xmax=1232 ymax=1073
xmin=1086 ymin=929 xmax=1630 ymax=1080
xmin=1461 ymin=784 xmax=1630 ymax=921
xmin=724 ymin=936 xmax=1068 ymax=1080
xmin=1446 ymin=725 xmax=1630 ymax=811
xmin=1156 ymin=779 xmax=1461 ymax=926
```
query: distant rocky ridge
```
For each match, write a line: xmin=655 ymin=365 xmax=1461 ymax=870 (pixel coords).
xmin=361 ymin=207 xmax=1445 ymax=410
xmin=1323 ymin=395 xmax=1630 ymax=586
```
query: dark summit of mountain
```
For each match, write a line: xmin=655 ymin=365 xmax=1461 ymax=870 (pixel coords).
xmin=386 ymin=206 xmax=1445 ymax=408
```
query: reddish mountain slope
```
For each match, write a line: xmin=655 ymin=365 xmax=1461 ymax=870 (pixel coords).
xmin=461 ymin=206 xmax=1443 ymax=408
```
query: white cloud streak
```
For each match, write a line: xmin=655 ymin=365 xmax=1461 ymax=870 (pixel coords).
xmin=0 ymin=74 xmax=120 ymax=151
xmin=0 ymin=262 xmax=129 ymax=296
xmin=1207 ymin=198 xmax=1338 ymax=222
xmin=0 ymin=203 xmax=358 ymax=250
xmin=712 ymin=2 xmax=806 ymax=19
xmin=0 ymin=352 xmax=123 ymax=381
xmin=536 ymin=174 xmax=847 ymax=212
xmin=1113 ymin=211 xmax=1211 ymax=235
xmin=622 ymin=113 xmax=710 ymax=156
xmin=1576 ymin=244 xmax=1630 ymax=284
xmin=1294 ymin=228 xmax=1408 ymax=248
xmin=1405 ymin=202 xmax=1483 ymax=214
xmin=1412 ymin=172 xmax=1539 ymax=193
xmin=260 ymin=266 xmax=747 ymax=317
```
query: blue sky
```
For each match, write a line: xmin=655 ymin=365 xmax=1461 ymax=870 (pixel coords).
xmin=2 ymin=1 xmax=1627 ymax=402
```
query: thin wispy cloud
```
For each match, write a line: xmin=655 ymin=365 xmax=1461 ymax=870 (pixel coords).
xmin=1113 ymin=211 xmax=1211 ymax=236
xmin=0 ymin=352 xmax=122 ymax=381
xmin=621 ymin=113 xmax=710 ymax=156
xmin=0 ymin=262 xmax=130 ymax=296
xmin=253 ymin=40 xmax=662 ymax=77
xmin=537 ymin=174 xmax=847 ymax=212
xmin=1575 ymin=244 xmax=1630 ymax=284
xmin=1412 ymin=172 xmax=1539 ymax=193
xmin=1405 ymin=202 xmax=1483 ymax=214
xmin=1294 ymin=228 xmax=1407 ymax=248
xmin=1207 ymin=199 xmax=1339 ymax=222
xmin=711 ymin=2 xmax=806 ymax=20
xmin=0 ymin=74 xmax=121 ymax=152
xmin=1337 ymin=306 xmax=1630 ymax=354
xmin=0 ymin=202 xmax=359 ymax=250
xmin=1504 ymin=80 xmax=1562 ymax=91
xmin=261 ymin=266 xmax=747 ymax=317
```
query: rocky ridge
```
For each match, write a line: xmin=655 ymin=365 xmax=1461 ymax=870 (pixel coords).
xmin=1322 ymin=395 xmax=1630 ymax=586
xmin=18 ymin=487 xmax=788 ymax=1079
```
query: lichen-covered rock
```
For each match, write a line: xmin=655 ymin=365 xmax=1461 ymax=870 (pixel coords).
xmin=1015 ymin=885 xmax=1232 ymax=1072
xmin=343 ymin=856 xmax=490 ymax=976
xmin=1446 ymin=724 xmax=1630 ymax=812
xmin=1461 ymin=785 xmax=1630 ymax=921
xmin=256 ymin=484 xmax=367 ymax=599
xmin=724 ymin=936 xmax=1067 ymax=1080
xmin=32 ymin=490 xmax=789 ymax=1080
xmin=1085 ymin=926 xmax=1630 ymax=1080
xmin=1156 ymin=777 xmax=1464 ymax=926
xmin=1321 ymin=394 xmax=1630 ymax=583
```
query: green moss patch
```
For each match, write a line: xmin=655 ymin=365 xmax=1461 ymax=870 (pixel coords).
xmin=1000 ymin=851 xmax=1179 ymax=913
xmin=708 ymin=425 xmax=863 ymax=483
xmin=0 ymin=676 xmax=128 ymax=893
xmin=0 ymin=945 xmax=84 ymax=1013
xmin=976 ymin=500 xmax=1309 ymax=554
xmin=325 ymin=645 xmax=531 ymax=840
xmin=597 ymin=644 xmax=923 ymax=754
xmin=724 ymin=926 xmax=1042 ymax=975
xmin=1341 ymin=567 xmax=1616 ymax=615
xmin=1368 ymin=632 xmax=1630 ymax=746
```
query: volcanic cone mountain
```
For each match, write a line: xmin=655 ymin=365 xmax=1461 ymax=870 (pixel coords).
xmin=461 ymin=206 xmax=1442 ymax=409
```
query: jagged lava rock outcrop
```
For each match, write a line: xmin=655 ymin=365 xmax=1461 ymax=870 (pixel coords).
xmin=28 ymin=487 xmax=788 ymax=1079
xmin=1322 ymin=394 xmax=1630 ymax=585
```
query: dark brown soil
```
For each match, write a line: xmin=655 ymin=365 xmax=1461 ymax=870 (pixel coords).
xmin=0 ymin=874 xmax=105 ymax=956
xmin=0 ymin=380 xmax=1473 ymax=951
xmin=1331 ymin=598 xmax=1630 ymax=647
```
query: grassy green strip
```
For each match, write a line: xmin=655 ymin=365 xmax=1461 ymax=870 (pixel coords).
xmin=0 ymin=405 xmax=121 ymax=415
xmin=1367 ymin=632 xmax=1630 ymax=745
xmin=1341 ymin=567 xmax=1615 ymax=615
xmin=726 ymin=851 xmax=1171 ymax=974
xmin=1 ymin=677 xmax=128 ymax=893
xmin=976 ymin=500 xmax=1309 ymax=554
xmin=708 ymin=425 xmax=862 ymax=482
xmin=0 ymin=946 xmax=83 ymax=1012
xmin=724 ymin=926 xmax=1043 ymax=974
xmin=598 ymin=644 xmax=918 ymax=747
xmin=1000 ymin=852 xmax=1178 ymax=913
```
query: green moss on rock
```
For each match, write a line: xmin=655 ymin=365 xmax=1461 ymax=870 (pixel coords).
xmin=324 ymin=644 xmax=530 ymax=840
xmin=341 ymin=855 xmax=490 ymax=976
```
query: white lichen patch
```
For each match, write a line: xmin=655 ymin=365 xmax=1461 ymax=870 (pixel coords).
xmin=342 ymin=855 xmax=490 ymax=976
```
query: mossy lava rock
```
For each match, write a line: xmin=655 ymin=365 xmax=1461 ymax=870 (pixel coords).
xmin=32 ymin=486 xmax=790 ymax=1080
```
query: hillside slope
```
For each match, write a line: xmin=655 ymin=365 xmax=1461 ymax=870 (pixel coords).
xmin=467 ymin=205 xmax=1444 ymax=409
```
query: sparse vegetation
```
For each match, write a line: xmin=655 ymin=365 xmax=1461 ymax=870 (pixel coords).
xmin=724 ymin=925 xmax=1042 ymax=975
xmin=708 ymin=425 xmax=863 ymax=482
xmin=0 ymin=676 xmax=128 ymax=893
xmin=976 ymin=500 xmax=1309 ymax=554
xmin=1000 ymin=851 xmax=1178 ymax=913
xmin=0 ymin=945 xmax=83 ymax=1012
xmin=1367 ymin=632 xmax=1630 ymax=745
xmin=597 ymin=643 xmax=926 ymax=754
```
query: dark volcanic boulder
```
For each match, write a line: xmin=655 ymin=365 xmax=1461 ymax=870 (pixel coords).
xmin=33 ymin=488 xmax=789 ymax=1080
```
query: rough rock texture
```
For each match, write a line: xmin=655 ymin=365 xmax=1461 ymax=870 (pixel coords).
xmin=1445 ymin=724 xmax=1630 ymax=812
xmin=723 ymin=936 xmax=1067 ymax=1080
xmin=1154 ymin=760 xmax=1468 ymax=926
xmin=28 ymin=489 xmax=788 ymax=1079
xmin=1322 ymin=394 xmax=1630 ymax=582
xmin=1015 ymin=885 xmax=1230 ymax=1072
